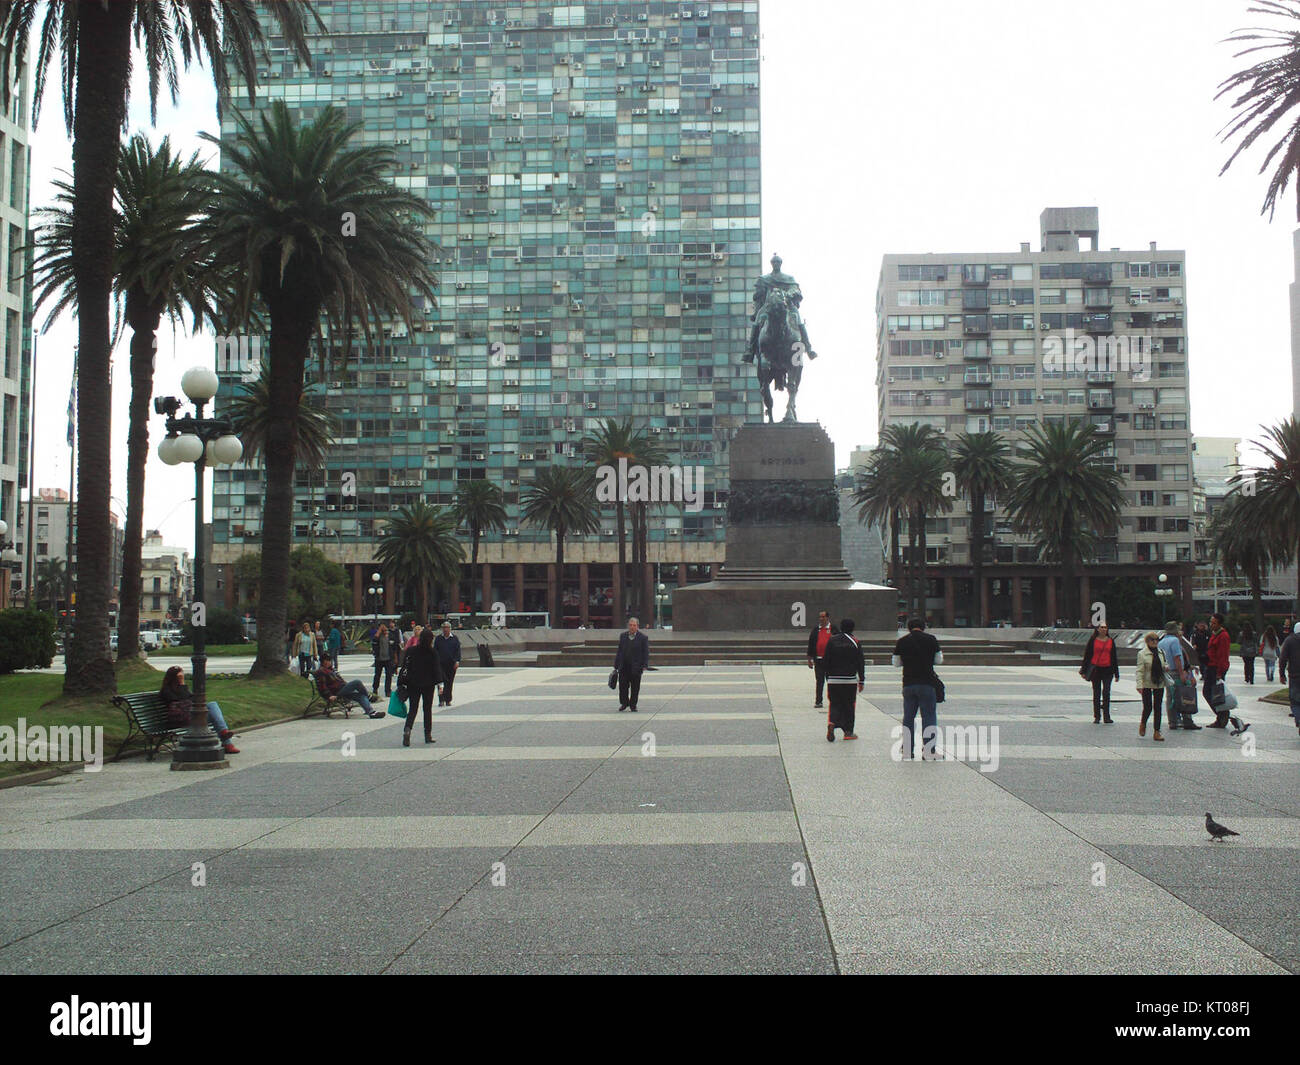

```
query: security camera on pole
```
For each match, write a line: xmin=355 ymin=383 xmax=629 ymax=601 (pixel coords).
xmin=156 ymin=366 xmax=244 ymax=771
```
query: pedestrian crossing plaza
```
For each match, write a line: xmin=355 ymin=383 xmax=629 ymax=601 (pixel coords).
xmin=0 ymin=663 xmax=1295 ymax=974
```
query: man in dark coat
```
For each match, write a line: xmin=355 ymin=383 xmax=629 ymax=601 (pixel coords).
xmin=614 ymin=616 xmax=650 ymax=712
xmin=806 ymin=610 xmax=837 ymax=710
xmin=433 ymin=621 xmax=462 ymax=706
xmin=823 ymin=618 xmax=865 ymax=742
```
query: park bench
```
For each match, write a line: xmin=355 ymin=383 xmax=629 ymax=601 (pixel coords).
xmin=303 ymin=673 xmax=362 ymax=719
xmin=110 ymin=692 xmax=187 ymax=762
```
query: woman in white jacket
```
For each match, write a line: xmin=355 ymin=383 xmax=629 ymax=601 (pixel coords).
xmin=1135 ymin=630 xmax=1167 ymax=742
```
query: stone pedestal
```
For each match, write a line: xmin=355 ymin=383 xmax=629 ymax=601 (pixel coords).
xmin=673 ymin=422 xmax=897 ymax=631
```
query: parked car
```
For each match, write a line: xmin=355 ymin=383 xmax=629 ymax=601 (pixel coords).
xmin=140 ymin=631 xmax=162 ymax=651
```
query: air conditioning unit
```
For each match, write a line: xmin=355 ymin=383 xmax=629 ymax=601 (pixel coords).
xmin=1009 ymin=300 xmax=1017 ymax=307
xmin=326 ymin=504 xmax=337 ymax=511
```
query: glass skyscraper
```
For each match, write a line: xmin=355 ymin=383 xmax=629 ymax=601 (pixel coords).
xmin=210 ymin=0 xmax=762 ymax=626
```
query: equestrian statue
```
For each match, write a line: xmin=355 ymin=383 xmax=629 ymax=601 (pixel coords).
xmin=744 ymin=253 xmax=816 ymax=423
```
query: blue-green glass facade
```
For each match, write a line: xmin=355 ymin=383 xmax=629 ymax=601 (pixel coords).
xmin=210 ymin=1 xmax=762 ymax=613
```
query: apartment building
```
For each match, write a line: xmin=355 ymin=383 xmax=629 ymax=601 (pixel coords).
xmin=877 ymin=207 xmax=1197 ymax=626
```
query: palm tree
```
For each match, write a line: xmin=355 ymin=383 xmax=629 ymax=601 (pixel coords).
xmin=1216 ymin=1 xmax=1300 ymax=221
xmin=877 ymin=424 xmax=949 ymax=619
xmin=1210 ymin=491 xmax=1282 ymax=635
xmin=1241 ymin=416 xmax=1300 ymax=611
xmin=950 ymin=430 xmax=1015 ymax=626
xmin=225 ymin=361 xmax=340 ymax=469
xmin=35 ymin=557 xmax=66 ymax=614
xmin=520 ymin=465 xmax=600 ymax=628
xmin=583 ymin=417 xmax=636 ymax=615
xmin=373 ymin=503 xmax=462 ymax=626
xmin=0 ymin=0 xmax=317 ymax=695
xmin=198 ymin=101 xmax=437 ymax=677
xmin=451 ymin=479 xmax=507 ymax=621
xmin=852 ymin=450 xmax=905 ymax=595
xmin=626 ymin=428 xmax=669 ymax=619
xmin=30 ymin=135 xmax=217 ymax=661
xmin=1004 ymin=421 xmax=1125 ymax=625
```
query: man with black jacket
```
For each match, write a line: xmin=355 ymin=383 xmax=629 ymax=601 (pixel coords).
xmin=823 ymin=619 xmax=866 ymax=742
xmin=892 ymin=618 xmax=943 ymax=759
xmin=806 ymin=610 xmax=837 ymax=709
xmin=433 ymin=621 xmax=462 ymax=706
xmin=614 ymin=617 xmax=650 ymax=712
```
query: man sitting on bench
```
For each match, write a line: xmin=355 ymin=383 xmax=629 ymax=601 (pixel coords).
xmin=313 ymin=659 xmax=385 ymax=718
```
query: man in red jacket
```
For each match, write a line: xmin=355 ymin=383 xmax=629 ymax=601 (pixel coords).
xmin=1206 ymin=613 xmax=1231 ymax=728
xmin=806 ymin=611 xmax=837 ymax=709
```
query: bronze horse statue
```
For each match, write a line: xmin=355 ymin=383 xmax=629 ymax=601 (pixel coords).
xmin=755 ymin=289 xmax=804 ymax=423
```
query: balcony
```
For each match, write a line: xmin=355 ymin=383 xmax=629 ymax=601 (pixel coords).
xmin=1084 ymin=288 xmax=1112 ymax=309
xmin=1087 ymin=393 xmax=1115 ymax=410
xmin=961 ymin=264 xmax=989 ymax=286
xmin=1089 ymin=418 xmax=1115 ymax=434
xmin=963 ymin=315 xmax=990 ymax=335
xmin=963 ymin=370 xmax=992 ymax=385
xmin=962 ymin=344 xmax=991 ymax=361
xmin=1085 ymin=371 xmax=1116 ymax=383
xmin=1083 ymin=264 xmax=1111 ymax=284
xmin=965 ymin=393 xmax=994 ymax=412
xmin=1083 ymin=313 xmax=1112 ymax=334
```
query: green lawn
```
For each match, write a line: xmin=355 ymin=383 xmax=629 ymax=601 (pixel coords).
xmin=0 ymin=660 xmax=314 ymax=778
xmin=150 ymin=643 xmax=255 ymax=657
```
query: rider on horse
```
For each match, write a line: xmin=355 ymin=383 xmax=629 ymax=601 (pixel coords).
xmin=745 ymin=254 xmax=815 ymax=364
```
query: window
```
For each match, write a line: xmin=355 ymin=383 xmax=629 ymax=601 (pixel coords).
xmin=1134 ymin=464 xmax=1158 ymax=482
xmin=898 ymin=264 xmax=947 ymax=282
xmin=1042 ymin=390 xmax=1064 ymax=405
xmin=1163 ymin=464 xmax=1189 ymax=481
xmin=1137 ymin=517 xmax=1158 ymax=532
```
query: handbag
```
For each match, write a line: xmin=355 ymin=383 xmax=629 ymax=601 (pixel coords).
xmin=386 ymin=690 xmax=409 ymax=718
xmin=608 ymin=669 xmax=619 ymax=690
xmin=931 ymin=672 xmax=945 ymax=704
xmin=1081 ymin=662 xmax=1095 ymax=681
xmin=1176 ymin=679 xmax=1198 ymax=715
xmin=1210 ymin=679 xmax=1227 ymax=709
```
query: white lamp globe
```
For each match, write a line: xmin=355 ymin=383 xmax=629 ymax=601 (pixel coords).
xmin=0 ymin=518 xmax=7 ymax=537
xmin=157 ymin=436 xmax=182 ymax=465
xmin=171 ymin=434 xmax=204 ymax=464
xmin=211 ymin=435 xmax=243 ymax=465
xmin=180 ymin=366 xmax=220 ymax=402
xmin=371 ymin=571 xmax=381 ymax=583
xmin=1157 ymin=573 xmax=1167 ymax=584
xmin=2 ymin=548 xmax=19 ymax=564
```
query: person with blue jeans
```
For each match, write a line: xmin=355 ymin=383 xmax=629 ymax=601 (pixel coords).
xmin=313 ymin=660 xmax=385 ymax=718
xmin=159 ymin=666 xmax=239 ymax=753
xmin=1278 ymin=623 xmax=1300 ymax=739
xmin=893 ymin=617 xmax=943 ymax=759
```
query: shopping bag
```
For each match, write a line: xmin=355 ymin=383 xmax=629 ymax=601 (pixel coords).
xmin=1210 ymin=680 xmax=1227 ymax=709
xmin=386 ymin=691 xmax=409 ymax=718
xmin=1176 ymin=680 xmax=1198 ymax=715
xmin=1219 ymin=681 xmax=1238 ymax=712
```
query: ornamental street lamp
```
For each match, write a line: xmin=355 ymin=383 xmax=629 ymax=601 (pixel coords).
xmin=1155 ymin=572 xmax=1175 ymax=626
xmin=156 ymin=366 xmax=243 ymax=772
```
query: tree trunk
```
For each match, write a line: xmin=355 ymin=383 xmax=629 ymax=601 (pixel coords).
xmin=627 ymin=505 xmax=641 ymax=617
xmin=470 ymin=526 xmax=480 ymax=622
xmin=889 ymin=507 xmax=901 ymax=591
xmin=116 ymin=306 xmax=162 ymax=660
xmin=64 ymin=2 xmax=134 ymax=695
xmin=615 ymin=499 xmax=626 ymax=623
xmin=1251 ymin=565 xmax=1264 ymax=637
xmin=915 ymin=505 xmax=929 ymax=623
xmin=971 ymin=487 xmax=987 ymax=626
xmin=251 ymin=311 xmax=313 ymax=677
xmin=1061 ymin=515 xmax=1079 ymax=625
xmin=554 ymin=524 xmax=566 ymax=628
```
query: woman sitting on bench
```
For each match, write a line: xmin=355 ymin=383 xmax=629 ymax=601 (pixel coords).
xmin=159 ymin=666 xmax=240 ymax=754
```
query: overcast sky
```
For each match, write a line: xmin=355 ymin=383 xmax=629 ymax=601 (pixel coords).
xmin=24 ymin=0 xmax=1297 ymax=545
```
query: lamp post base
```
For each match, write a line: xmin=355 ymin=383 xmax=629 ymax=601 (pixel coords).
xmin=170 ymin=732 xmax=230 ymax=771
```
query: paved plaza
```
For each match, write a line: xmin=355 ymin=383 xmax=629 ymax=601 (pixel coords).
xmin=0 ymin=663 xmax=1295 ymax=975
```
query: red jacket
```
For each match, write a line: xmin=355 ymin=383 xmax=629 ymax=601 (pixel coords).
xmin=1208 ymin=629 xmax=1230 ymax=673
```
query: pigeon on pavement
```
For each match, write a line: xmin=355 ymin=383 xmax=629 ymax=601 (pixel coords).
xmin=1229 ymin=716 xmax=1250 ymax=737
xmin=1205 ymin=813 xmax=1239 ymax=841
